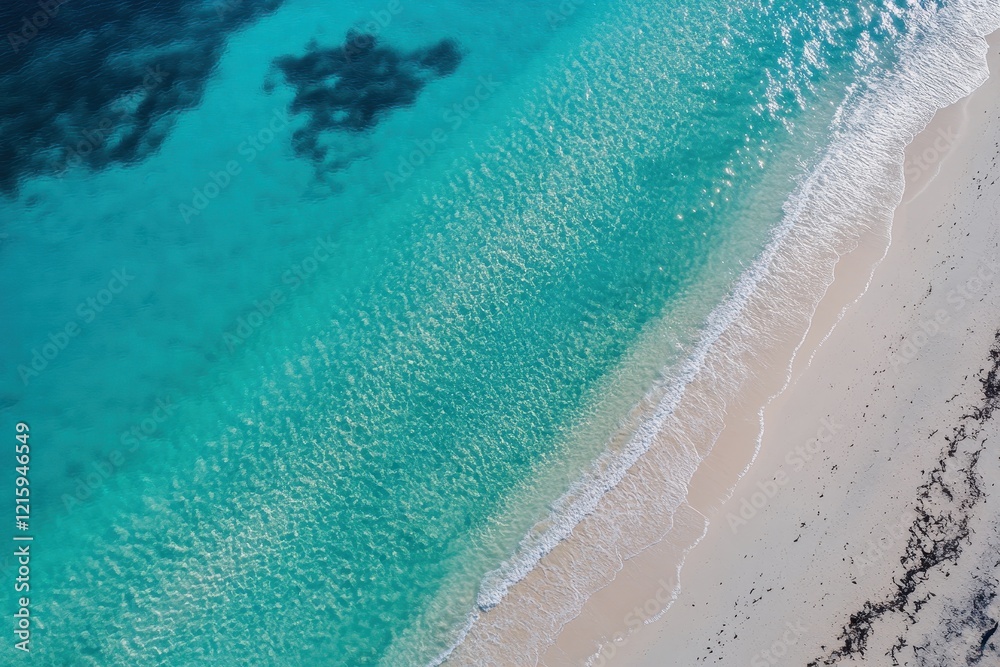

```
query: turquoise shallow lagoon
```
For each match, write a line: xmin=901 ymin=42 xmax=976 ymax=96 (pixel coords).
xmin=1 ymin=0 xmax=996 ymax=663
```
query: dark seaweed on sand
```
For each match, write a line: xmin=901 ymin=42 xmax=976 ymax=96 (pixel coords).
xmin=809 ymin=332 xmax=1000 ymax=666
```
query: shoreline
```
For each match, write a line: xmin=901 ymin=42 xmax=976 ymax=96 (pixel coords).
xmin=443 ymin=12 xmax=1000 ymax=666
xmin=606 ymin=27 xmax=1000 ymax=667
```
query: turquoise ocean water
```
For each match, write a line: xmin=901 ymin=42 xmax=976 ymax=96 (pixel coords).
xmin=1 ymin=0 xmax=997 ymax=664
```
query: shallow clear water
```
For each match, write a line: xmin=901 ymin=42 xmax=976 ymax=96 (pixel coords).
xmin=0 ymin=0 xmax=980 ymax=663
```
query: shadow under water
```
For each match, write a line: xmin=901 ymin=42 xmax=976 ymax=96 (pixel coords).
xmin=272 ymin=31 xmax=463 ymax=175
xmin=0 ymin=0 xmax=285 ymax=193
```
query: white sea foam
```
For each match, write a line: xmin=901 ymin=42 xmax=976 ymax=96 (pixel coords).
xmin=434 ymin=0 xmax=1000 ymax=664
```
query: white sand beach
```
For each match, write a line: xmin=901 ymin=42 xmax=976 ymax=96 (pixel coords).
xmin=603 ymin=29 xmax=1000 ymax=667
